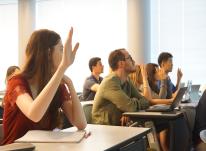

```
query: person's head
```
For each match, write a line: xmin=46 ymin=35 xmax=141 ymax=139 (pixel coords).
xmin=5 ymin=66 xmax=20 ymax=82
xmin=22 ymin=29 xmax=62 ymax=90
xmin=22 ymin=29 xmax=63 ymax=128
xmin=146 ymin=63 xmax=159 ymax=82
xmin=129 ymin=65 xmax=143 ymax=89
xmin=158 ymin=52 xmax=173 ymax=73
xmin=146 ymin=63 xmax=159 ymax=93
xmin=108 ymin=48 xmax=136 ymax=74
xmin=89 ymin=57 xmax=104 ymax=74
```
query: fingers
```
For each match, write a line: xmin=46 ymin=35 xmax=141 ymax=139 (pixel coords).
xmin=73 ymin=42 xmax=79 ymax=55
xmin=68 ymin=27 xmax=73 ymax=44
xmin=177 ymin=68 xmax=183 ymax=79
xmin=121 ymin=116 xmax=130 ymax=126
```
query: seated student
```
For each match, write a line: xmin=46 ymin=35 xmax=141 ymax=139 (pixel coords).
xmin=158 ymin=52 xmax=183 ymax=98
xmin=82 ymin=57 xmax=104 ymax=101
xmin=193 ymin=90 xmax=206 ymax=149
xmin=0 ymin=66 xmax=20 ymax=118
xmin=92 ymin=48 xmax=150 ymax=126
xmin=5 ymin=66 xmax=20 ymax=83
xmin=130 ymin=63 xmax=180 ymax=151
xmin=1 ymin=28 xmax=87 ymax=145
xmin=130 ymin=64 xmax=174 ymax=104
xmin=143 ymin=63 xmax=171 ymax=151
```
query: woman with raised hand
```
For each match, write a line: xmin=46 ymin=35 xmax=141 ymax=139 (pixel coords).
xmin=1 ymin=27 xmax=87 ymax=145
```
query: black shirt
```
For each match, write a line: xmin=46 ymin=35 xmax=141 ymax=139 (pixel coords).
xmin=82 ymin=75 xmax=103 ymax=101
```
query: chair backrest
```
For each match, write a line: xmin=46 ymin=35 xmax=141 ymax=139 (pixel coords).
xmin=0 ymin=123 xmax=3 ymax=141
xmin=82 ymin=103 xmax=93 ymax=124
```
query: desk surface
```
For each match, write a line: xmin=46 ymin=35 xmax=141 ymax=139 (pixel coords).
xmin=32 ymin=124 xmax=150 ymax=151
xmin=179 ymin=102 xmax=198 ymax=108
xmin=123 ymin=110 xmax=184 ymax=120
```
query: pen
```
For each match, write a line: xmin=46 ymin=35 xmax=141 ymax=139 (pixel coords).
xmin=84 ymin=131 xmax=91 ymax=138
xmin=129 ymin=122 xmax=138 ymax=127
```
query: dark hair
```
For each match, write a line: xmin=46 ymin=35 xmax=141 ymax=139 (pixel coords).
xmin=89 ymin=57 xmax=101 ymax=72
xmin=146 ymin=63 xmax=159 ymax=94
xmin=108 ymin=48 xmax=126 ymax=71
xmin=22 ymin=29 xmax=62 ymax=128
xmin=158 ymin=52 xmax=173 ymax=66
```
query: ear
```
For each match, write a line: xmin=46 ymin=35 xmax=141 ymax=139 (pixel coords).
xmin=118 ymin=60 xmax=125 ymax=69
xmin=92 ymin=65 xmax=95 ymax=72
xmin=160 ymin=62 xmax=164 ymax=68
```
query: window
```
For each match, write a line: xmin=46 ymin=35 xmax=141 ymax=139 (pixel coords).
xmin=151 ymin=0 xmax=206 ymax=85
xmin=0 ymin=0 xmax=18 ymax=90
xmin=36 ymin=0 xmax=127 ymax=92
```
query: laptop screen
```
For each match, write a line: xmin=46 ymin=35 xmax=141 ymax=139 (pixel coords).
xmin=190 ymin=85 xmax=201 ymax=102
xmin=170 ymin=87 xmax=187 ymax=109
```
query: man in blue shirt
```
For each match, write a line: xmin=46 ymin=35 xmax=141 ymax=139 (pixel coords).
xmin=82 ymin=57 xmax=104 ymax=101
xmin=158 ymin=52 xmax=183 ymax=99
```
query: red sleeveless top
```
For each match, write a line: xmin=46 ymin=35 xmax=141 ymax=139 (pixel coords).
xmin=1 ymin=74 xmax=70 ymax=145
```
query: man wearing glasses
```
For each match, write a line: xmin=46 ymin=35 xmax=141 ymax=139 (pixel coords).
xmin=92 ymin=48 xmax=150 ymax=126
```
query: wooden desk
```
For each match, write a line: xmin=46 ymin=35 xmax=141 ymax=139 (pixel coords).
xmin=123 ymin=110 xmax=190 ymax=151
xmin=31 ymin=124 xmax=150 ymax=151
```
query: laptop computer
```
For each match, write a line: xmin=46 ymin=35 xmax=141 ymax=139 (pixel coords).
xmin=146 ymin=87 xmax=187 ymax=112
xmin=181 ymin=84 xmax=201 ymax=103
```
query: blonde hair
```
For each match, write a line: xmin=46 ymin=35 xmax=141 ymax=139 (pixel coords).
xmin=129 ymin=65 xmax=142 ymax=89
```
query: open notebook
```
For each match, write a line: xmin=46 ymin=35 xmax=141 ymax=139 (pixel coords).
xmin=0 ymin=143 xmax=35 ymax=151
xmin=15 ymin=130 xmax=86 ymax=143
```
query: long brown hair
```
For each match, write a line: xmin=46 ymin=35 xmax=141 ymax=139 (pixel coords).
xmin=22 ymin=29 xmax=63 ymax=128
xmin=146 ymin=63 xmax=159 ymax=94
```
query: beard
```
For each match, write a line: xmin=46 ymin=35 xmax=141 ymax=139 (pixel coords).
xmin=126 ymin=65 xmax=136 ymax=74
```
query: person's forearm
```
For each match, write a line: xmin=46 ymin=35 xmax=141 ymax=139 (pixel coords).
xmin=152 ymin=99 xmax=172 ymax=105
xmin=142 ymin=79 xmax=152 ymax=101
xmin=159 ymin=79 xmax=167 ymax=98
xmin=28 ymin=66 xmax=65 ymax=122
xmin=65 ymin=79 xmax=87 ymax=129
xmin=176 ymin=78 xmax=181 ymax=89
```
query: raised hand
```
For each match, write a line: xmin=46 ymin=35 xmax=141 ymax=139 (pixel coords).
xmin=140 ymin=64 xmax=148 ymax=81
xmin=61 ymin=27 xmax=79 ymax=70
xmin=177 ymin=68 xmax=183 ymax=80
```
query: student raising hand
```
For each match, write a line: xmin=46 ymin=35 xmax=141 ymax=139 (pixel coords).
xmin=1 ymin=28 xmax=86 ymax=145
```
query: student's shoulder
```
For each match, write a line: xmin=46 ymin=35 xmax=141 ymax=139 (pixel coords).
xmin=100 ymin=74 xmax=121 ymax=88
xmin=8 ymin=74 xmax=27 ymax=84
xmin=85 ymin=75 xmax=96 ymax=81
xmin=6 ymin=74 xmax=28 ymax=92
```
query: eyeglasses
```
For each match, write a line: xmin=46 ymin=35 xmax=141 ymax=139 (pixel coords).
xmin=125 ymin=55 xmax=133 ymax=61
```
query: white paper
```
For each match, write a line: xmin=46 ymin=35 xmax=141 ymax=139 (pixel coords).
xmin=15 ymin=130 xmax=86 ymax=143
